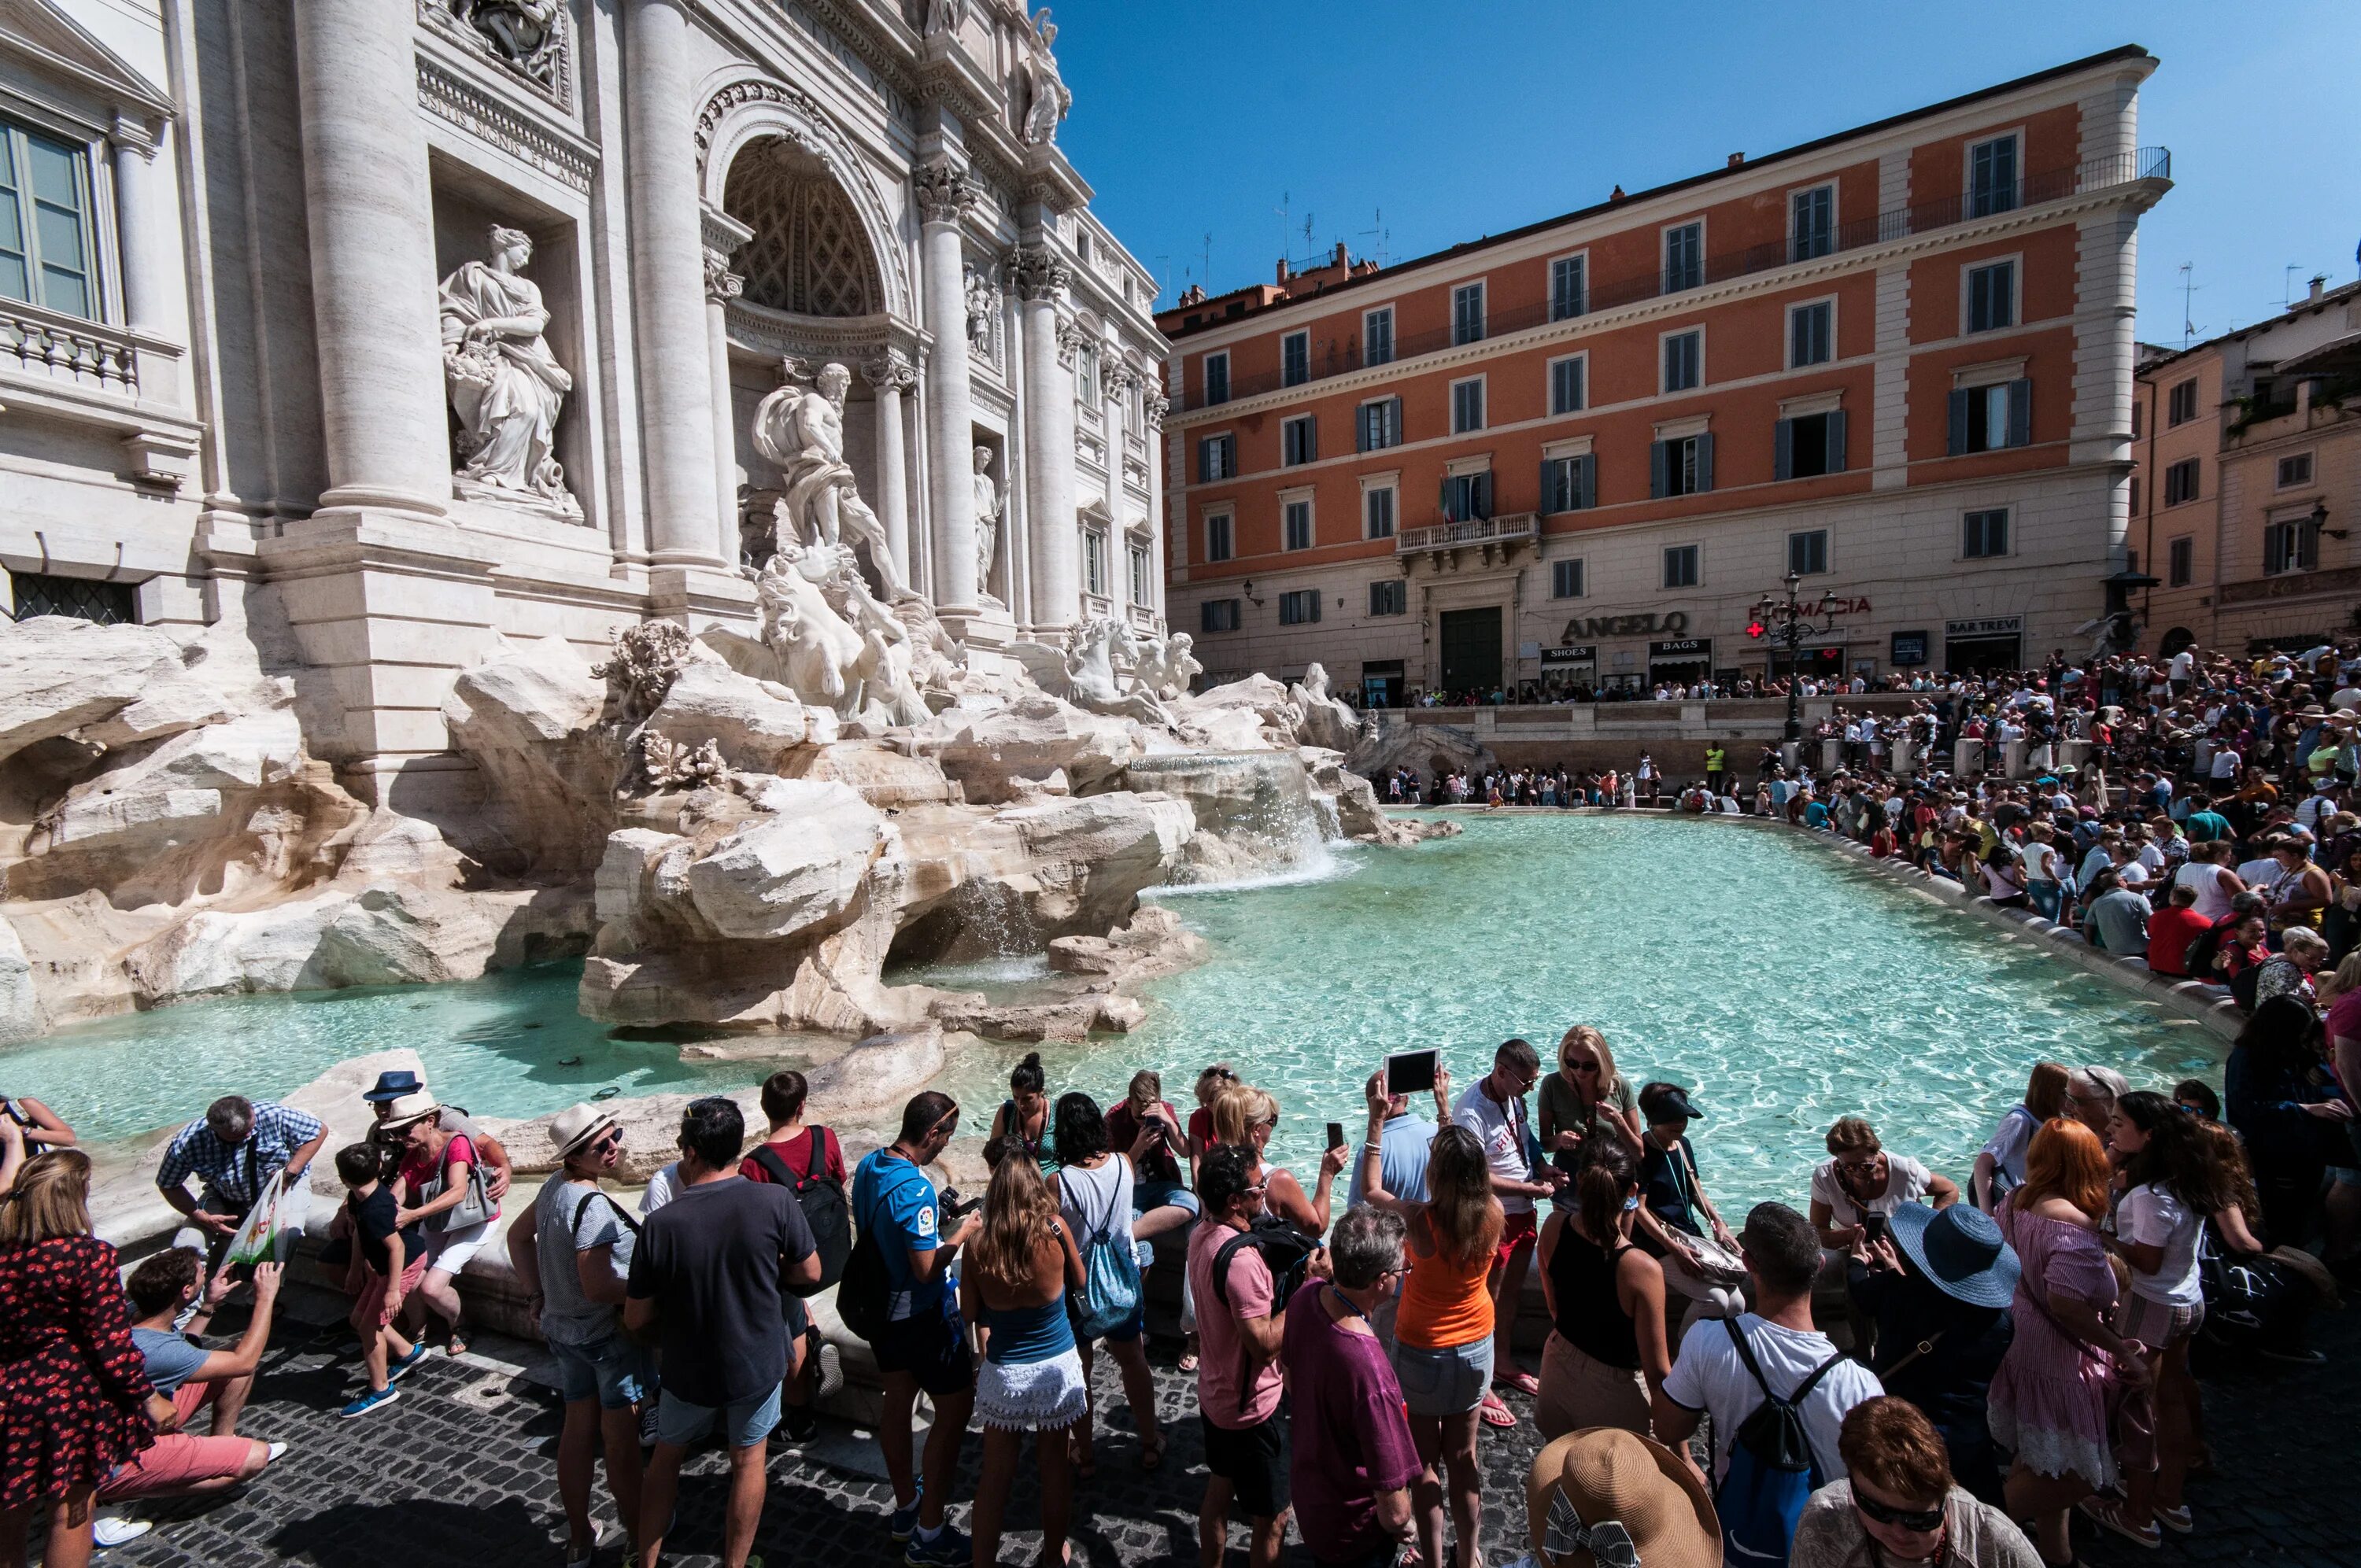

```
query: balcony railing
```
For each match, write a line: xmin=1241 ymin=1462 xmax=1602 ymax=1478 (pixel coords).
xmin=2 ymin=301 xmax=140 ymax=397
xmin=1397 ymin=511 xmax=1540 ymax=554
xmin=1182 ymin=147 xmax=2171 ymax=412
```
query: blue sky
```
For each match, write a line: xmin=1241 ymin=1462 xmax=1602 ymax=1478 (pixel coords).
xmin=1047 ymin=1 xmax=2361 ymax=348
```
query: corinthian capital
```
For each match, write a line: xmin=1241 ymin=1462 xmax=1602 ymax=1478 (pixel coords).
xmin=861 ymin=347 xmax=918 ymax=393
xmin=703 ymin=253 xmax=745 ymax=304
xmin=1143 ymin=386 xmax=1169 ymax=429
xmin=913 ymin=159 xmax=983 ymax=224
xmin=1006 ymin=244 xmax=1071 ymax=303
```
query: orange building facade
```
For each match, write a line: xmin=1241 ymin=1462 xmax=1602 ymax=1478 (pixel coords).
xmin=1157 ymin=48 xmax=2170 ymax=703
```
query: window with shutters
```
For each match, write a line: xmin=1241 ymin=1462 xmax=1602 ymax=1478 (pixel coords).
xmin=2277 ymin=452 xmax=2313 ymax=489
xmin=1967 ymin=260 xmax=2016 ymax=333
xmin=2264 ymin=515 xmax=2320 ymax=575
xmin=1451 ymin=282 xmax=1485 ymax=345
xmin=1775 ymin=410 xmax=1846 ymax=480
xmin=1443 ymin=470 xmax=1491 ymax=522
xmin=1652 ymin=434 xmax=1712 ymax=498
xmin=1369 ymin=578 xmax=1406 ymax=616
xmin=1278 ymin=588 xmax=1321 ymax=625
xmin=1662 ymin=330 xmax=1701 ymax=393
xmin=1662 ymin=544 xmax=1700 ymax=589
xmin=1968 ymin=134 xmax=2019 ymax=217
xmin=1550 ymin=559 xmax=1584 ymax=600
xmin=10 ymin=572 xmax=135 ymax=624
xmin=1197 ymin=433 xmax=1236 ymax=481
xmin=1083 ymin=529 xmax=1108 ymax=596
xmin=1203 ymin=351 xmax=1230 ymax=405
xmin=2167 ymin=537 xmax=2193 ymax=587
xmin=1363 ymin=307 xmax=1395 ymax=367
xmin=1790 ymin=185 xmax=1834 ymax=262
xmin=1550 ymin=254 xmax=1587 ymax=321
xmin=1788 ymin=301 xmax=1833 ymax=367
xmin=1450 ymin=376 xmax=1485 ymax=434
xmin=2167 ymin=378 xmax=2197 ymax=426
xmin=1283 ymin=499 xmax=1314 ymax=551
xmin=1357 ymin=397 xmax=1402 ymax=452
xmin=1787 ymin=529 xmax=1830 ymax=576
xmin=2163 ymin=457 xmax=2200 ymax=506
xmin=1203 ymin=510 xmax=1233 ymax=562
xmin=1543 ymin=454 xmax=1594 ymax=515
xmin=1663 ymin=222 xmax=1703 ymax=293
xmin=1201 ymin=598 xmax=1241 ymax=633
xmin=1548 ymin=355 xmax=1586 ymax=415
xmin=1077 ymin=345 xmax=1101 ymax=407
xmin=1363 ymin=485 xmax=1396 ymax=540
xmin=1962 ymin=508 xmax=2009 ymax=559
xmin=1948 ymin=380 xmax=2030 ymax=454
xmin=1282 ymin=414 xmax=1317 ymax=467
xmin=1281 ymin=330 xmax=1310 ymax=387
xmin=1129 ymin=543 xmax=1149 ymax=605
xmin=0 ymin=119 xmax=98 ymax=319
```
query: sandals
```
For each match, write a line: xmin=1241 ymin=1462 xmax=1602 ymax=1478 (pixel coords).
xmin=2076 ymin=1496 xmax=2160 ymax=1550
xmin=445 ymin=1328 xmax=470 ymax=1358
xmin=1139 ymin=1433 xmax=1167 ymax=1472
xmin=1177 ymin=1351 xmax=1199 ymax=1374
xmin=1493 ymin=1368 xmax=1540 ymax=1396
xmin=1477 ymin=1391 xmax=1517 ymax=1429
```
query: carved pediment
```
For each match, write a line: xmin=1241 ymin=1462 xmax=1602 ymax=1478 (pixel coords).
xmin=0 ymin=0 xmax=173 ymax=120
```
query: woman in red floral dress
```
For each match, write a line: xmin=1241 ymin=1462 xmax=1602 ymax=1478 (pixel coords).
xmin=0 ymin=1135 xmax=156 ymax=1568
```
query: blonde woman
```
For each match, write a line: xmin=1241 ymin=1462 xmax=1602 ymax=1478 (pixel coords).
xmin=1213 ymin=1084 xmax=1348 ymax=1238
xmin=1537 ymin=1026 xmax=1642 ymax=1188
xmin=962 ymin=1152 xmax=1087 ymax=1568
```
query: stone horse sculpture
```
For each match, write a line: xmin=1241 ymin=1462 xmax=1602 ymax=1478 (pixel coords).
xmin=1010 ymin=618 xmax=1172 ymax=727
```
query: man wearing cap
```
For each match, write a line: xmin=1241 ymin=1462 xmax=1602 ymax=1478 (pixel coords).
xmin=1846 ymin=1202 xmax=2020 ymax=1504
xmin=1631 ymin=1083 xmax=1742 ymax=1330
xmin=505 ymin=1105 xmax=648 ymax=1568
xmin=157 ymin=1095 xmax=328 ymax=1268
xmin=364 ymin=1070 xmax=514 ymax=1205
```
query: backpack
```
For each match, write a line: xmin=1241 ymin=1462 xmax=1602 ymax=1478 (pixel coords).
xmin=749 ymin=1128 xmax=850 ymax=1297
xmin=1715 ymin=1317 xmax=1846 ymax=1567
xmin=1209 ymin=1216 xmax=1321 ymax=1313
xmin=1071 ymin=1164 xmax=1142 ymax=1341
xmin=840 ymin=1158 xmax=929 ymax=1345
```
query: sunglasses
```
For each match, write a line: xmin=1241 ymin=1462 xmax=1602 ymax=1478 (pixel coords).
xmin=1566 ymin=1061 xmax=1601 ymax=1073
xmin=1853 ymin=1490 xmax=1945 ymax=1533
xmin=587 ymin=1131 xmax=622 ymax=1154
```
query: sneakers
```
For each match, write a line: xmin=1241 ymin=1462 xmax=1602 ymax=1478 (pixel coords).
xmin=2078 ymin=1496 xmax=2161 ymax=1549
xmin=266 ymin=1441 xmax=290 ymax=1464
xmin=904 ymin=1526 xmax=971 ymax=1566
xmin=92 ymin=1516 xmax=152 ymax=1549
xmin=638 ymin=1402 xmax=661 ymax=1449
xmin=778 ymin=1403 xmax=820 ymax=1444
xmin=2156 ymin=1504 xmax=2193 ymax=1535
xmin=888 ymin=1486 xmax=926 ymax=1542
xmin=387 ymin=1342 xmax=430 ymax=1382
xmin=341 ymin=1384 xmax=401 ymax=1419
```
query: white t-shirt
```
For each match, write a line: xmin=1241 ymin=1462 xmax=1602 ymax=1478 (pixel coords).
xmin=1809 ymin=1153 xmax=1936 ymax=1230
xmin=1662 ymin=1314 xmax=1883 ymax=1485
xmin=1454 ymin=1079 xmax=1535 ymax=1216
xmin=2118 ymin=1182 xmax=2204 ymax=1308
xmin=2237 ymin=857 xmax=2278 ymax=890
xmin=2169 ymin=651 xmax=2195 ymax=681
xmin=639 ymin=1161 xmax=684 ymax=1216
xmin=2209 ymin=749 xmax=2242 ymax=781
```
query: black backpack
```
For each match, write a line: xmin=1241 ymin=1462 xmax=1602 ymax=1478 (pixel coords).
xmin=749 ymin=1127 xmax=850 ymax=1297
xmin=840 ymin=1158 xmax=929 ymax=1345
xmin=1209 ymin=1216 xmax=1321 ymax=1312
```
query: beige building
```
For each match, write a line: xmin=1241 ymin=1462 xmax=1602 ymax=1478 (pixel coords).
xmin=2133 ymin=278 xmax=2361 ymax=655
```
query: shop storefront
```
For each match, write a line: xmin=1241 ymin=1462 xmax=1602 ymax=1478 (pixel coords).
xmin=1944 ymin=616 xmax=2024 ymax=673
xmin=1360 ymin=659 xmax=1406 ymax=709
xmin=1539 ymin=644 xmax=1597 ymax=697
xmin=1648 ymin=636 xmax=1713 ymax=688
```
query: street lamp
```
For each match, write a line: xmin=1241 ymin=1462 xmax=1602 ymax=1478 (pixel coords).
xmin=1749 ymin=570 xmax=1845 ymax=744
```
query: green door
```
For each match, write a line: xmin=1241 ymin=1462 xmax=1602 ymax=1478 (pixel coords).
xmin=1438 ymin=607 xmax=1502 ymax=695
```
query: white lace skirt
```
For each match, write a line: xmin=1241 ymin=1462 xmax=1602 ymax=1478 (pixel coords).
xmin=975 ymin=1347 xmax=1089 ymax=1432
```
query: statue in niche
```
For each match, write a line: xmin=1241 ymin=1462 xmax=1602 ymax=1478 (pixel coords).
xmin=1019 ymin=9 xmax=1071 ymax=146
xmin=749 ymin=360 xmax=914 ymax=603
xmin=972 ymin=446 xmax=1003 ymax=606
xmin=456 ymin=1 xmax=563 ymax=69
xmin=439 ymin=225 xmax=579 ymax=517
xmin=964 ymin=264 xmax=997 ymax=359
xmin=921 ymin=0 xmax=966 ymax=35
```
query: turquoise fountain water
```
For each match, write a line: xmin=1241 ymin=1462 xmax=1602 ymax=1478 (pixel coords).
xmin=0 ymin=815 xmax=2219 ymax=1206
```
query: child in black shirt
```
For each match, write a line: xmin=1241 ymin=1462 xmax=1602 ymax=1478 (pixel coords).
xmin=331 ymin=1142 xmax=426 ymax=1417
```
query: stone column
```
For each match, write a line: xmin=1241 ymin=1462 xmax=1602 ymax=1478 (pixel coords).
xmin=111 ymin=116 xmax=187 ymax=404
xmin=703 ymin=255 xmax=745 ymax=564
xmin=626 ymin=0 xmax=722 ymax=564
xmin=915 ymin=160 xmax=979 ymax=610
xmin=1144 ymin=382 xmax=1169 ymax=622
xmin=1011 ymin=244 xmax=1077 ymax=630
xmin=288 ymin=0 xmax=449 ymax=518
xmin=862 ymin=349 xmax=917 ymax=581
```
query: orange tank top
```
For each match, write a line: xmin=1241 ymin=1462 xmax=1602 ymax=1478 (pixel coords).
xmin=1395 ymin=1210 xmax=1495 ymax=1349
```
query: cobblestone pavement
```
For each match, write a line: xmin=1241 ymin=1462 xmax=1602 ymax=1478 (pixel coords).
xmin=105 ymin=1297 xmax=2354 ymax=1568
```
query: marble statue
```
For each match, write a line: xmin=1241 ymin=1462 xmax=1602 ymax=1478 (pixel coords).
xmin=1020 ymin=9 xmax=1071 ymax=146
xmin=439 ymin=226 xmax=578 ymax=516
xmin=1135 ymin=631 xmax=1203 ymax=701
xmin=1011 ymin=618 xmax=1172 ymax=726
xmin=921 ymin=0 xmax=965 ymax=35
xmin=750 ymin=361 xmax=914 ymax=603
xmin=972 ymin=446 xmax=1003 ymax=604
xmin=1291 ymin=661 xmax=1366 ymax=752
xmin=456 ymin=1 xmax=563 ymax=72
xmin=964 ymin=264 xmax=996 ymax=357
xmin=753 ymin=543 xmax=930 ymax=727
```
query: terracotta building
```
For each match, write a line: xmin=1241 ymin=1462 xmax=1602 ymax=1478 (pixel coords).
xmin=1156 ymin=47 xmax=2170 ymax=703
xmin=2131 ymin=277 xmax=2361 ymax=656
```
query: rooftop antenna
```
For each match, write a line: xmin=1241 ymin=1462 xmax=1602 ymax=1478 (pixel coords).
xmin=1201 ymin=231 xmax=1212 ymax=290
xmin=1361 ymin=208 xmax=1391 ymax=267
xmin=2284 ymin=264 xmax=2304 ymax=310
xmin=2178 ymin=263 xmax=2206 ymax=349
xmin=1300 ymin=213 xmax=1316 ymax=268
xmin=1273 ymin=191 xmax=1291 ymax=273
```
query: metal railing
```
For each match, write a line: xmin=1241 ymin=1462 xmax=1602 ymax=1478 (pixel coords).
xmin=1396 ymin=512 xmax=1540 ymax=553
xmin=1182 ymin=147 xmax=2171 ymax=412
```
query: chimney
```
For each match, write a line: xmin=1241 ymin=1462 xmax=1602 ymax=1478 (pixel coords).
xmin=1609 ymin=185 xmax=1626 ymax=202
xmin=1333 ymin=241 xmax=1348 ymax=267
xmin=1727 ymin=152 xmax=1745 ymax=168
xmin=1275 ymin=256 xmax=1290 ymax=284
xmin=2310 ymin=275 xmax=2328 ymax=303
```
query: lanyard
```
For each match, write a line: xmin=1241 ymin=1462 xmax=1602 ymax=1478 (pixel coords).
xmin=1327 ymin=1283 xmax=1374 ymax=1336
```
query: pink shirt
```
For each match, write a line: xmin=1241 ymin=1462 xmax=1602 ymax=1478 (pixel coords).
xmin=2329 ymin=987 xmax=2361 ymax=1049
xmin=1188 ymin=1219 xmax=1280 ymax=1429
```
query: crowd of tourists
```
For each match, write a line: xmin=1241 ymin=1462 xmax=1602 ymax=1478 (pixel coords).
xmin=6 ymin=995 xmax=2351 ymax=1568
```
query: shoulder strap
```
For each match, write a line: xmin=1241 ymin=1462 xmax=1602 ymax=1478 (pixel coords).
xmin=751 ymin=1143 xmax=796 ymax=1187
xmin=1722 ymin=1315 xmax=1776 ymax=1400
xmin=571 ymin=1187 xmax=641 ymax=1238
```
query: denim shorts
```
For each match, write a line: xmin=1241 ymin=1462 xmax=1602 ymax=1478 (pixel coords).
xmin=1390 ymin=1335 xmax=1494 ymax=1418
xmin=655 ymin=1384 xmax=781 ymax=1450
xmin=549 ymin=1332 xmax=652 ymax=1411
xmin=1133 ymin=1179 xmax=1200 ymax=1219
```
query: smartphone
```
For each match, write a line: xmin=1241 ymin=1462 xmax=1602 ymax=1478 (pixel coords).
xmin=1325 ymin=1121 xmax=1347 ymax=1151
xmin=1860 ymin=1212 xmax=1890 ymax=1244
xmin=1385 ymin=1049 xmax=1439 ymax=1097
xmin=940 ymin=1188 xmax=982 ymax=1221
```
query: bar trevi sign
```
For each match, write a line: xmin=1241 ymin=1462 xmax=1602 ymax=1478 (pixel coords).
xmin=1560 ymin=611 xmax=1687 ymax=640
xmin=1945 ymin=616 xmax=2023 ymax=636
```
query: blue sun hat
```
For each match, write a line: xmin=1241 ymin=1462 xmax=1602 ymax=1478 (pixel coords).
xmin=1888 ymin=1201 xmax=2019 ymax=1309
